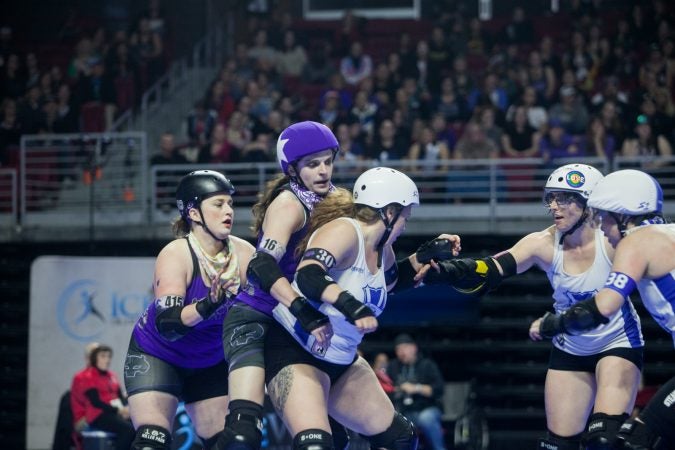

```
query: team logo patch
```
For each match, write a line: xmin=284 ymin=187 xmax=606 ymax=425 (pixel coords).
xmin=565 ymin=171 xmax=585 ymax=188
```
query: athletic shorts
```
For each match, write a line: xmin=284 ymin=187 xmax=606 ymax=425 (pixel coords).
xmin=222 ymin=302 xmax=276 ymax=371
xmin=264 ymin=321 xmax=357 ymax=385
xmin=548 ymin=345 xmax=643 ymax=373
xmin=124 ymin=336 xmax=229 ymax=404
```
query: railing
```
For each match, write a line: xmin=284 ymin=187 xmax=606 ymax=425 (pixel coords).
xmin=7 ymin=149 xmax=675 ymax=239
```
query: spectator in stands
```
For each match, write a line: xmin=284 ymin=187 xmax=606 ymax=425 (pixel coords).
xmin=366 ymin=118 xmax=408 ymax=162
xmin=17 ymin=83 xmax=44 ymax=134
xmin=76 ymin=344 xmax=135 ymax=449
xmin=302 ymin=41 xmax=334 ymax=85
xmin=339 ymin=41 xmax=373 ymax=87
xmin=506 ymin=85 xmax=548 ymax=131
xmin=186 ymin=99 xmax=218 ymax=147
xmin=536 ymin=169 xmax=674 ymax=449
xmin=427 ymin=26 xmax=452 ymax=94
xmin=430 ymin=112 xmax=457 ymax=152
xmin=562 ymin=31 xmax=594 ymax=90
xmin=407 ymin=123 xmax=451 ymax=174
xmin=548 ymin=86 xmax=589 ymax=136
xmin=350 ymin=89 xmax=378 ymax=139
xmin=1 ymin=53 xmax=24 ymax=99
xmin=423 ymin=163 xmax=644 ymax=450
xmin=54 ymin=84 xmax=79 ymax=133
xmin=584 ymin=116 xmax=617 ymax=162
xmin=335 ymin=122 xmax=365 ymax=162
xmin=434 ymin=76 xmax=469 ymax=124
xmin=501 ymin=105 xmax=540 ymax=158
xmin=264 ymin=168 xmax=458 ymax=450
xmin=467 ymin=72 xmax=508 ymax=113
xmin=621 ymin=114 xmax=672 ymax=169
xmin=318 ymin=90 xmax=347 ymax=129
xmin=76 ymin=58 xmax=117 ymax=131
xmin=124 ymin=170 xmax=255 ymax=450
xmin=388 ymin=333 xmax=446 ymax=450
xmin=466 ymin=17 xmax=491 ymax=56
xmin=150 ymin=132 xmax=186 ymax=212
xmin=247 ymin=29 xmax=277 ymax=70
xmin=0 ymin=98 xmax=22 ymax=165
xmin=502 ymin=6 xmax=534 ymax=45
xmin=67 ymin=38 xmax=95 ymax=82
xmin=371 ymin=352 xmax=395 ymax=395
xmin=454 ymin=121 xmax=498 ymax=160
xmin=539 ymin=118 xmax=583 ymax=163
xmin=597 ymin=99 xmax=626 ymax=147
xmin=133 ymin=17 xmax=164 ymax=87
xmin=239 ymin=131 xmax=273 ymax=163
xmin=527 ymin=50 xmax=557 ymax=106
xmin=276 ymin=30 xmax=308 ymax=78
xmin=477 ymin=106 xmax=503 ymax=152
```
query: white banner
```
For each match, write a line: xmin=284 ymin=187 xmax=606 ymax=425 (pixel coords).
xmin=26 ymin=256 xmax=155 ymax=450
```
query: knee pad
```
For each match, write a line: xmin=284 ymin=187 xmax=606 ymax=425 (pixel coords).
xmin=537 ymin=430 xmax=582 ymax=450
xmin=366 ymin=412 xmax=418 ymax=450
xmin=132 ymin=425 xmax=172 ymax=450
xmin=583 ymin=412 xmax=628 ymax=449
xmin=216 ymin=399 xmax=264 ymax=450
xmin=615 ymin=418 xmax=665 ymax=450
xmin=293 ymin=428 xmax=334 ymax=450
xmin=329 ymin=416 xmax=350 ymax=450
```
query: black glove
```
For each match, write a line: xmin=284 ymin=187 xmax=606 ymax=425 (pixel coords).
xmin=195 ymin=291 xmax=230 ymax=319
xmin=333 ymin=291 xmax=375 ymax=324
xmin=424 ymin=257 xmax=501 ymax=292
xmin=539 ymin=312 xmax=564 ymax=339
xmin=415 ymin=238 xmax=455 ymax=264
xmin=289 ymin=297 xmax=330 ymax=332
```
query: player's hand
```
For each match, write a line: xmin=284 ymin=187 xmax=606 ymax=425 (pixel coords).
xmin=354 ymin=316 xmax=378 ymax=334
xmin=529 ymin=317 xmax=543 ymax=341
xmin=310 ymin=323 xmax=333 ymax=349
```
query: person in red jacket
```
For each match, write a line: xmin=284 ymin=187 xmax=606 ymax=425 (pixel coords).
xmin=70 ymin=342 xmax=100 ymax=433
xmin=77 ymin=344 xmax=135 ymax=449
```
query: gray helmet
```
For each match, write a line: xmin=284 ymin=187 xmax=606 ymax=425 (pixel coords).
xmin=176 ymin=170 xmax=235 ymax=218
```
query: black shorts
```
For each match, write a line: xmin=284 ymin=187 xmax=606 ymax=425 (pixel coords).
xmin=124 ymin=336 xmax=229 ymax=404
xmin=264 ymin=321 xmax=356 ymax=385
xmin=548 ymin=346 xmax=643 ymax=373
xmin=222 ymin=302 xmax=276 ymax=371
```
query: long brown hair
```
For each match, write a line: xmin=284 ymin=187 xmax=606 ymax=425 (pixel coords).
xmin=251 ymin=174 xmax=291 ymax=235
xmin=295 ymin=187 xmax=387 ymax=258
xmin=172 ymin=216 xmax=191 ymax=237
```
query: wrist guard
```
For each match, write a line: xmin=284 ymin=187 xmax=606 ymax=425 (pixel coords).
xmin=415 ymin=238 xmax=455 ymax=264
xmin=289 ymin=297 xmax=330 ymax=332
xmin=539 ymin=298 xmax=609 ymax=339
xmin=333 ymin=291 xmax=375 ymax=324
xmin=195 ymin=292 xmax=228 ymax=320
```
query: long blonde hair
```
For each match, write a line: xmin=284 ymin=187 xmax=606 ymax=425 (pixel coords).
xmin=295 ymin=187 xmax=388 ymax=258
xmin=250 ymin=174 xmax=291 ymax=235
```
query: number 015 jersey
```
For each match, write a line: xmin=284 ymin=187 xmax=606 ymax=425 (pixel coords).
xmin=274 ymin=218 xmax=387 ymax=365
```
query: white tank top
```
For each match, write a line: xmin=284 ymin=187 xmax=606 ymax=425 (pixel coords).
xmin=635 ymin=224 xmax=675 ymax=347
xmin=546 ymin=228 xmax=644 ymax=355
xmin=274 ymin=218 xmax=387 ymax=364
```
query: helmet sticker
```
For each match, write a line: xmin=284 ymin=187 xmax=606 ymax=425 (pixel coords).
xmin=565 ymin=170 xmax=585 ymax=188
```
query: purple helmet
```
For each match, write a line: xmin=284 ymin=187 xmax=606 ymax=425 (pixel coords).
xmin=276 ymin=121 xmax=339 ymax=175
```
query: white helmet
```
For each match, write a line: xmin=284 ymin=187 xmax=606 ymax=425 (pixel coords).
xmin=588 ymin=169 xmax=663 ymax=215
xmin=353 ymin=167 xmax=419 ymax=208
xmin=544 ymin=163 xmax=604 ymax=199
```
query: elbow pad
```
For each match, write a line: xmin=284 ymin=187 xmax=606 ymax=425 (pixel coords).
xmin=155 ymin=306 xmax=191 ymax=341
xmin=539 ymin=298 xmax=610 ymax=339
xmin=295 ymin=264 xmax=337 ymax=301
xmin=246 ymin=251 xmax=285 ymax=293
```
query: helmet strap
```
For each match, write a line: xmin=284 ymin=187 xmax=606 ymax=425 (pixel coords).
xmin=558 ymin=204 xmax=588 ymax=246
xmin=193 ymin=206 xmax=228 ymax=245
xmin=375 ymin=207 xmax=401 ymax=268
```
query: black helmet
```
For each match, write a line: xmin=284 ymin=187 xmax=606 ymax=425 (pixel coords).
xmin=176 ymin=170 xmax=235 ymax=218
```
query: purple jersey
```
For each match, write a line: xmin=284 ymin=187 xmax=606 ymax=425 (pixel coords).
xmin=132 ymin=238 xmax=229 ymax=368
xmin=237 ymin=185 xmax=310 ymax=315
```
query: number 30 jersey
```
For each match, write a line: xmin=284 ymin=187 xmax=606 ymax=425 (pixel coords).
xmin=274 ymin=218 xmax=387 ymax=365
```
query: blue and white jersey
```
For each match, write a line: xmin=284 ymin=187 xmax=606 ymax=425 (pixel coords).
xmin=273 ymin=218 xmax=387 ymax=364
xmin=635 ymin=224 xmax=675 ymax=347
xmin=547 ymin=228 xmax=643 ymax=355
